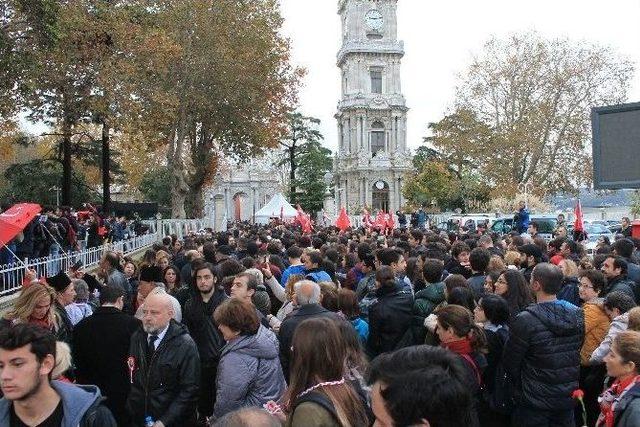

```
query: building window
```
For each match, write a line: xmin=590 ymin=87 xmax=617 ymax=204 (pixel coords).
xmin=371 ymin=121 xmax=385 ymax=155
xmin=370 ymin=69 xmax=382 ymax=94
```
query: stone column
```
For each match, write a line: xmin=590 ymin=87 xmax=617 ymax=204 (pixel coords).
xmin=224 ymin=188 xmax=230 ymax=220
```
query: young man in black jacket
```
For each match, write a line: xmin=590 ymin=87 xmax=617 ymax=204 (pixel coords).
xmin=127 ymin=292 xmax=200 ymax=427
xmin=183 ymin=263 xmax=227 ymax=423
xmin=504 ymin=263 xmax=584 ymax=427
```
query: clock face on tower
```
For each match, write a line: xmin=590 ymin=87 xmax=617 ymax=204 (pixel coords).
xmin=365 ymin=9 xmax=384 ymax=31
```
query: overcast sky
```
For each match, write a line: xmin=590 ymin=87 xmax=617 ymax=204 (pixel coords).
xmin=279 ymin=0 xmax=640 ymax=153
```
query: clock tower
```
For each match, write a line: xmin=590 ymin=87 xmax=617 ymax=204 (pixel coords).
xmin=334 ymin=0 xmax=411 ymax=215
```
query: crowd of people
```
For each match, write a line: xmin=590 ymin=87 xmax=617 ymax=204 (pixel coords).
xmin=0 ymin=203 xmax=148 ymax=267
xmin=1 ymin=203 xmax=640 ymax=427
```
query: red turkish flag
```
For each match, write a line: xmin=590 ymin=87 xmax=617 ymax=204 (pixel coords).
xmin=335 ymin=207 xmax=351 ymax=231
xmin=574 ymin=199 xmax=584 ymax=232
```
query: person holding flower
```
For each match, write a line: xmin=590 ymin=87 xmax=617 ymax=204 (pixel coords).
xmin=597 ymin=331 xmax=640 ymax=427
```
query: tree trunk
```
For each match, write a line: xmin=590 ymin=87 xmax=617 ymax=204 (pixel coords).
xmin=289 ymin=144 xmax=296 ymax=203
xmin=190 ymin=183 xmax=205 ymax=219
xmin=101 ymin=121 xmax=111 ymax=214
xmin=61 ymin=119 xmax=72 ymax=207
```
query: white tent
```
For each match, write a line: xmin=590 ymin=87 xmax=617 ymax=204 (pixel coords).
xmin=254 ymin=193 xmax=298 ymax=224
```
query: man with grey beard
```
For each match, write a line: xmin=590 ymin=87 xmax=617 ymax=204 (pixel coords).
xmin=126 ymin=292 xmax=200 ymax=427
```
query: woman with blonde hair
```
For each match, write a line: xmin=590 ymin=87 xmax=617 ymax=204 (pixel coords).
xmin=557 ymin=259 xmax=580 ymax=306
xmin=1 ymin=283 xmax=57 ymax=331
xmin=155 ymin=250 xmax=171 ymax=271
xmin=265 ymin=274 xmax=305 ymax=332
xmin=52 ymin=341 xmax=73 ymax=382
xmin=504 ymin=251 xmax=521 ymax=269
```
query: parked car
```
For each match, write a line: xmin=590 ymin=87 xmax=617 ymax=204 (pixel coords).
xmin=583 ymin=223 xmax=615 ymax=254
xmin=490 ymin=215 xmax=557 ymax=241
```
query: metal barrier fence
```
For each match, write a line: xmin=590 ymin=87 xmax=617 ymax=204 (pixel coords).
xmin=0 ymin=232 xmax=160 ymax=297
xmin=0 ymin=219 xmax=210 ymax=298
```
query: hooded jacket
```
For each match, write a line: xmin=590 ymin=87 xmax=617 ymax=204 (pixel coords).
xmin=503 ymin=300 xmax=584 ymax=411
xmin=126 ymin=320 xmax=200 ymax=426
xmin=214 ymin=325 xmax=286 ymax=417
xmin=0 ymin=381 xmax=116 ymax=427
xmin=613 ymin=382 xmax=640 ymax=427
xmin=591 ymin=312 xmax=629 ymax=364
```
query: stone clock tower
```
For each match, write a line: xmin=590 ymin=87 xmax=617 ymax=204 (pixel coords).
xmin=334 ymin=0 xmax=411 ymax=214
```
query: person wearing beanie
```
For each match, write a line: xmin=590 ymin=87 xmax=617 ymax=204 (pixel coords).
xmin=47 ymin=271 xmax=75 ymax=345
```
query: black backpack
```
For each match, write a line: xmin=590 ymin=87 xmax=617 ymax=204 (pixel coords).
xmin=483 ymin=327 xmax=515 ymax=415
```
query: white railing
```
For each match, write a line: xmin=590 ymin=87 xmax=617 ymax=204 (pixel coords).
xmin=143 ymin=219 xmax=212 ymax=240
xmin=0 ymin=218 xmax=212 ymax=297
xmin=0 ymin=232 xmax=161 ymax=297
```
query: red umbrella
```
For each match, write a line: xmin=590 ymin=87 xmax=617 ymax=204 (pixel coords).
xmin=0 ymin=203 xmax=42 ymax=246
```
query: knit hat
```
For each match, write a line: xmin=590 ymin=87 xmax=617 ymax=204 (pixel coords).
xmin=252 ymin=286 xmax=271 ymax=318
xmin=139 ymin=265 xmax=162 ymax=283
xmin=47 ymin=271 xmax=72 ymax=293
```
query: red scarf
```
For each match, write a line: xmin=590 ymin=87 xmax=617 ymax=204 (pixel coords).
xmin=441 ymin=338 xmax=482 ymax=386
xmin=441 ymin=337 xmax=474 ymax=355
xmin=28 ymin=316 xmax=52 ymax=330
xmin=598 ymin=375 xmax=640 ymax=427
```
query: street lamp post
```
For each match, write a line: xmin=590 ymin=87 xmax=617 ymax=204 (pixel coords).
xmin=518 ymin=182 xmax=533 ymax=207
xmin=49 ymin=186 xmax=61 ymax=209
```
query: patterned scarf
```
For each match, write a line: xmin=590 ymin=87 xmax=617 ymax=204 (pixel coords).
xmin=598 ymin=375 xmax=640 ymax=427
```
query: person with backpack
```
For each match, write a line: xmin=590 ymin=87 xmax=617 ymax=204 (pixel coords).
xmin=435 ymin=304 xmax=487 ymax=427
xmin=276 ymin=317 xmax=370 ymax=427
xmin=474 ymin=294 xmax=512 ymax=426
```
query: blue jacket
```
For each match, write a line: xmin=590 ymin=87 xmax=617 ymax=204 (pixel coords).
xmin=214 ymin=325 xmax=286 ymax=417
xmin=305 ymin=269 xmax=332 ymax=283
xmin=281 ymin=264 xmax=305 ymax=287
xmin=0 ymin=380 xmax=116 ymax=427
xmin=352 ymin=317 xmax=369 ymax=343
xmin=515 ymin=208 xmax=530 ymax=233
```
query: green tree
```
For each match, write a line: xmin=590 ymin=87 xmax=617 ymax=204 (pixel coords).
xmin=139 ymin=167 xmax=172 ymax=209
xmin=403 ymin=162 xmax=455 ymax=210
xmin=295 ymin=141 xmax=333 ymax=214
xmin=278 ymin=112 xmax=324 ymax=204
xmin=1 ymin=159 xmax=97 ymax=206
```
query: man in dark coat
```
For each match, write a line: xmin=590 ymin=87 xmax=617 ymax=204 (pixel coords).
xmin=278 ymin=280 xmax=340 ymax=382
xmin=73 ymin=286 xmax=141 ymax=426
xmin=601 ymin=256 xmax=637 ymax=302
xmin=504 ymin=263 xmax=584 ymax=427
xmin=127 ymin=292 xmax=200 ymax=427
xmin=366 ymin=268 xmax=413 ymax=358
xmin=183 ymin=263 xmax=227 ymax=422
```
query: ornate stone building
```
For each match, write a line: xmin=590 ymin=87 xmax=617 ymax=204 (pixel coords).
xmin=334 ymin=0 xmax=412 ymax=214
xmin=205 ymin=158 xmax=281 ymax=230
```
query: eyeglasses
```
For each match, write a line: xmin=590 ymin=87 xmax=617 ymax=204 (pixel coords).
xmin=579 ymin=283 xmax=594 ymax=289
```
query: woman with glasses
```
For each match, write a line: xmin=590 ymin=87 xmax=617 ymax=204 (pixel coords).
xmin=493 ymin=269 xmax=533 ymax=324
xmin=579 ymin=269 xmax=611 ymax=426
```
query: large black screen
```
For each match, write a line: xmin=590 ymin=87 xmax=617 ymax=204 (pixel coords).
xmin=592 ymin=101 xmax=640 ymax=189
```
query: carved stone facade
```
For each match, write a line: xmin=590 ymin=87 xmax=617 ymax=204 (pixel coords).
xmin=205 ymin=158 xmax=281 ymax=230
xmin=334 ymin=0 xmax=412 ymax=214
